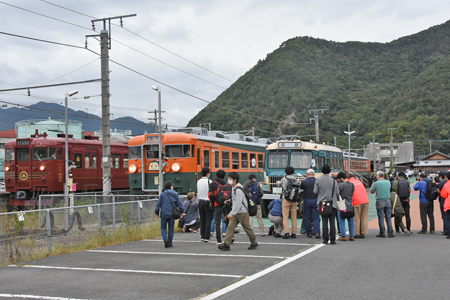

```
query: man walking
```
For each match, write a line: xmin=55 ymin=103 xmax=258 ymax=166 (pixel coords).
xmin=209 ymin=170 xmax=230 ymax=244
xmin=414 ymin=173 xmax=435 ymax=234
xmin=301 ymin=169 xmax=320 ymax=239
xmin=244 ymin=174 xmax=265 ymax=236
xmin=197 ymin=167 xmax=213 ymax=242
xmin=219 ymin=172 xmax=258 ymax=251
xmin=280 ymin=166 xmax=300 ymax=239
xmin=370 ymin=171 xmax=394 ymax=238
xmin=437 ymin=172 xmax=448 ymax=235
xmin=314 ymin=165 xmax=339 ymax=245
xmin=348 ymin=173 xmax=369 ymax=239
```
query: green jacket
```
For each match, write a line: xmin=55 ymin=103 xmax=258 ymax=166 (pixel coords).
xmin=370 ymin=179 xmax=391 ymax=201
xmin=390 ymin=192 xmax=405 ymax=216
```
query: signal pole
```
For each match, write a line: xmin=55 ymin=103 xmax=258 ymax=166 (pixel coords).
xmin=388 ymin=128 xmax=397 ymax=173
xmin=309 ymin=109 xmax=328 ymax=143
xmin=369 ymin=133 xmax=381 ymax=172
xmin=88 ymin=14 xmax=136 ymax=201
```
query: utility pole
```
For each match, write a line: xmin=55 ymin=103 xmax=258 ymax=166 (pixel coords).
xmin=334 ymin=136 xmax=336 ymax=146
xmin=369 ymin=133 xmax=381 ymax=172
xmin=88 ymin=14 xmax=136 ymax=203
xmin=430 ymin=140 xmax=432 ymax=154
xmin=309 ymin=109 xmax=328 ymax=143
xmin=344 ymin=124 xmax=355 ymax=173
xmin=388 ymin=128 xmax=397 ymax=173
xmin=403 ymin=135 xmax=411 ymax=142
xmin=148 ymin=109 xmax=165 ymax=133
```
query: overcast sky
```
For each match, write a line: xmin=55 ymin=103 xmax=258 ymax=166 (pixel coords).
xmin=1 ymin=0 xmax=449 ymax=132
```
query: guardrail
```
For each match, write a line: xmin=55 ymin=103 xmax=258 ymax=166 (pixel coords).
xmin=0 ymin=195 xmax=182 ymax=266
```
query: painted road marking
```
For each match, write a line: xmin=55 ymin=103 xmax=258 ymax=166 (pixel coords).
xmin=202 ymin=243 xmax=325 ymax=299
xmin=142 ymin=239 xmax=310 ymax=246
xmin=9 ymin=265 xmax=242 ymax=278
xmin=0 ymin=294 xmax=89 ymax=300
xmin=87 ymin=250 xmax=284 ymax=259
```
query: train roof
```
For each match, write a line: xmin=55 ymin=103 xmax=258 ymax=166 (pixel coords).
xmin=5 ymin=135 xmax=127 ymax=147
xmin=266 ymin=140 xmax=342 ymax=152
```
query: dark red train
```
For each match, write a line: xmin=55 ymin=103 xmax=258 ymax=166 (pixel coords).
xmin=4 ymin=131 xmax=129 ymax=207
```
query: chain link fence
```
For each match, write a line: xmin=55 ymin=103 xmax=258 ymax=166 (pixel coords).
xmin=0 ymin=195 xmax=180 ymax=266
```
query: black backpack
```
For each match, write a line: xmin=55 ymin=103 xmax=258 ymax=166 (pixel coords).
xmin=396 ymin=180 xmax=410 ymax=200
xmin=425 ymin=180 xmax=438 ymax=201
xmin=235 ymin=186 xmax=257 ymax=216
xmin=215 ymin=183 xmax=231 ymax=206
xmin=284 ymin=178 xmax=301 ymax=202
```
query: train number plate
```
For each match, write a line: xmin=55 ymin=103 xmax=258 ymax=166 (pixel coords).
xmin=148 ymin=162 xmax=159 ymax=171
xmin=273 ymin=187 xmax=282 ymax=194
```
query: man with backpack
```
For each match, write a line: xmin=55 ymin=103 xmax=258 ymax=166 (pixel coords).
xmin=280 ymin=166 xmax=301 ymax=239
xmin=209 ymin=170 xmax=231 ymax=245
xmin=218 ymin=172 xmax=258 ymax=251
xmin=414 ymin=173 xmax=436 ymax=234
xmin=244 ymin=174 xmax=265 ymax=236
xmin=392 ymin=172 xmax=412 ymax=233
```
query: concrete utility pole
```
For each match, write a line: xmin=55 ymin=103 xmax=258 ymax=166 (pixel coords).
xmin=403 ymin=135 xmax=411 ymax=142
xmin=309 ymin=109 xmax=328 ymax=143
xmin=88 ymin=14 xmax=136 ymax=201
xmin=151 ymin=86 xmax=163 ymax=195
xmin=388 ymin=128 xmax=397 ymax=173
xmin=369 ymin=133 xmax=381 ymax=172
xmin=148 ymin=109 xmax=165 ymax=133
xmin=344 ymin=124 xmax=355 ymax=173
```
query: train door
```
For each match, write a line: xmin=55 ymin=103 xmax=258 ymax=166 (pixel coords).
xmin=15 ymin=147 xmax=32 ymax=190
xmin=84 ymin=150 xmax=99 ymax=189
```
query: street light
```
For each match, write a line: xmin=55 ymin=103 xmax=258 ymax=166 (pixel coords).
xmin=344 ymin=124 xmax=355 ymax=173
xmin=151 ymin=85 xmax=162 ymax=195
xmin=64 ymin=90 xmax=78 ymax=228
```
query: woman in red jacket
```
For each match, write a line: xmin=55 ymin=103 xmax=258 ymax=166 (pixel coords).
xmin=348 ymin=173 xmax=370 ymax=238
xmin=439 ymin=172 xmax=450 ymax=239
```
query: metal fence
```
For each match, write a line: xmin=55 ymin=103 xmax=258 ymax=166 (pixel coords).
xmin=0 ymin=195 xmax=180 ymax=266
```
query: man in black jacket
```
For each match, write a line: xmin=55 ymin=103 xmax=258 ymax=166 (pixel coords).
xmin=208 ymin=170 xmax=230 ymax=245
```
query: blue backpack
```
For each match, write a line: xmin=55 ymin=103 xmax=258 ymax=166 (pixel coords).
xmin=249 ymin=182 xmax=260 ymax=204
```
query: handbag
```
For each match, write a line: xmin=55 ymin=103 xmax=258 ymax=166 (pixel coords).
xmin=178 ymin=201 xmax=192 ymax=228
xmin=341 ymin=207 xmax=355 ymax=219
xmin=319 ymin=181 xmax=335 ymax=216
xmin=391 ymin=194 xmax=398 ymax=218
xmin=337 ymin=195 xmax=346 ymax=211
xmin=167 ymin=194 xmax=182 ymax=220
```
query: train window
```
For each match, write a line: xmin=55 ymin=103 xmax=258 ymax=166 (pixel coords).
xmin=146 ymin=145 xmax=158 ymax=159
xmin=58 ymin=148 xmax=62 ymax=160
xmin=191 ymin=145 xmax=195 ymax=158
xmin=222 ymin=151 xmax=230 ymax=169
xmin=215 ymin=151 xmax=220 ymax=169
xmin=129 ymin=146 xmax=141 ymax=159
xmin=92 ymin=153 xmax=97 ymax=169
xmin=32 ymin=147 xmax=57 ymax=161
xmin=250 ymin=153 xmax=256 ymax=169
xmin=123 ymin=155 xmax=129 ymax=169
xmin=232 ymin=152 xmax=239 ymax=170
xmin=258 ymin=153 xmax=264 ymax=169
xmin=85 ymin=152 xmax=90 ymax=169
xmin=197 ymin=148 xmax=200 ymax=165
xmin=204 ymin=150 xmax=210 ymax=168
xmin=290 ymin=151 xmax=312 ymax=169
xmin=17 ymin=148 xmax=30 ymax=161
xmin=74 ymin=153 xmax=82 ymax=169
xmin=267 ymin=150 xmax=288 ymax=169
xmin=165 ymin=144 xmax=191 ymax=158
xmin=5 ymin=148 xmax=14 ymax=161
xmin=111 ymin=154 xmax=120 ymax=169
xmin=241 ymin=152 xmax=248 ymax=169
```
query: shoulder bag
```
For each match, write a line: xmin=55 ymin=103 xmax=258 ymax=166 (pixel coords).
xmin=167 ymin=194 xmax=182 ymax=220
xmin=391 ymin=194 xmax=398 ymax=218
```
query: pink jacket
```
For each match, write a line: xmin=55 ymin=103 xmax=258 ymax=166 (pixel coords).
xmin=440 ymin=180 xmax=450 ymax=212
xmin=349 ymin=177 xmax=369 ymax=206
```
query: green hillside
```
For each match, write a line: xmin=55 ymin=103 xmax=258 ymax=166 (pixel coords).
xmin=188 ymin=20 xmax=450 ymax=156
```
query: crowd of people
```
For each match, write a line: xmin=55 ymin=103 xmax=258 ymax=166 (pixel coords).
xmin=154 ymin=165 xmax=450 ymax=249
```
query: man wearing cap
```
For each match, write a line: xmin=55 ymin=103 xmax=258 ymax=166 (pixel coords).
xmin=183 ymin=192 xmax=200 ymax=232
xmin=301 ymin=169 xmax=320 ymax=238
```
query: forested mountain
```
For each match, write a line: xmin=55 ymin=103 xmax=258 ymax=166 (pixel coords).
xmin=188 ymin=20 xmax=450 ymax=156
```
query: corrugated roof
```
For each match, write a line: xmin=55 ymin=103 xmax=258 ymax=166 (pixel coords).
xmin=0 ymin=129 xmax=17 ymax=138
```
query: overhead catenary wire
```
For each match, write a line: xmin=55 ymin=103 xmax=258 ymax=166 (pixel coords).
xmin=0 ymin=31 xmax=85 ymax=49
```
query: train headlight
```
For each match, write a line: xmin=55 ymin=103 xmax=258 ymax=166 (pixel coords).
xmin=5 ymin=166 xmax=9 ymax=172
xmin=171 ymin=163 xmax=180 ymax=172
xmin=129 ymin=164 xmax=137 ymax=173
xmin=39 ymin=165 xmax=45 ymax=171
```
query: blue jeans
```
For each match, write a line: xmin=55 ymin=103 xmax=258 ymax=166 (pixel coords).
xmin=303 ymin=198 xmax=320 ymax=235
xmin=338 ymin=208 xmax=355 ymax=237
xmin=160 ymin=218 xmax=175 ymax=245
xmin=376 ymin=201 xmax=393 ymax=235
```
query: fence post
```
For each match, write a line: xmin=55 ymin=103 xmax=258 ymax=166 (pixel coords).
xmin=39 ymin=195 xmax=42 ymax=226
xmin=137 ymin=201 xmax=141 ymax=227
xmin=112 ymin=195 xmax=116 ymax=228
xmin=97 ymin=204 xmax=102 ymax=232
xmin=46 ymin=209 xmax=52 ymax=255
xmin=95 ymin=193 xmax=97 ymax=204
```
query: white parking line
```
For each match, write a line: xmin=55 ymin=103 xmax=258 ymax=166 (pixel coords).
xmin=0 ymin=294 xmax=89 ymax=300
xmin=202 ymin=243 xmax=325 ymax=299
xmin=9 ymin=265 xmax=242 ymax=278
xmin=142 ymin=239 xmax=310 ymax=246
xmin=87 ymin=250 xmax=284 ymax=259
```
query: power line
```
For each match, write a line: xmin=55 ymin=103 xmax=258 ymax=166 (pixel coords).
xmin=43 ymin=58 xmax=100 ymax=84
xmin=0 ymin=31 xmax=85 ymax=49
xmin=0 ymin=79 xmax=101 ymax=92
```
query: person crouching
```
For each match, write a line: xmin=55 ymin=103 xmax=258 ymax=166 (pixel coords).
xmin=183 ymin=192 xmax=200 ymax=232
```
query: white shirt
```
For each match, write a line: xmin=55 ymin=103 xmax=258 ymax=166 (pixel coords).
xmin=197 ymin=177 xmax=211 ymax=201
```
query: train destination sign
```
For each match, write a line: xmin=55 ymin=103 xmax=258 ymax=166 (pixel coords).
xmin=146 ymin=136 xmax=159 ymax=144
xmin=278 ymin=142 xmax=302 ymax=148
xmin=17 ymin=139 xmax=30 ymax=146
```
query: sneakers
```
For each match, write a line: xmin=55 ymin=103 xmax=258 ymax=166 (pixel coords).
xmin=330 ymin=240 xmax=336 ymax=245
xmin=417 ymin=231 xmax=427 ymax=234
xmin=203 ymin=239 xmax=210 ymax=243
xmin=322 ymin=240 xmax=328 ymax=244
xmin=290 ymin=234 xmax=297 ymax=238
xmin=306 ymin=233 xmax=312 ymax=238
xmin=218 ymin=243 xmax=230 ymax=251
xmin=315 ymin=233 xmax=321 ymax=239
xmin=388 ymin=234 xmax=395 ymax=238
xmin=248 ymin=243 xmax=258 ymax=250
xmin=274 ymin=233 xmax=282 ymax=238
xmin=348 ymin=237 xmax=354 ymax=241
xmin=360 ymin=234 xmax=365 ymax=239
xmin=261 ymin=232 xmax=265 ymax=237
xmin=405 ymin=230 xmax=412 ymax=236
xmin=338 ymin=237 xmax=347 ymax=241
xmin=216 ymin=241 xmax=222 ymax=245
xmin=376 ymin=234 xmax=386 ymax=238
xmin=430 ymin=230 xmax=435 ymax=234
xmin=283 ymin=233 xmax=290 ymax=239
xmin=181 ymin=226 xmax=185 ymax=233
xmin=167 ymin=244 xmax=173 ymax=248
xmin=164 ymin=239 xmax=169 ymax=248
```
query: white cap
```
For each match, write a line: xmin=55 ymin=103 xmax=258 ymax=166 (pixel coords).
xmin=306 ymin=169 xmax=315 ymax=175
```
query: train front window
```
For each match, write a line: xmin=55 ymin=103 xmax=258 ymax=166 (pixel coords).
xmin=129 ymin=146 xmax=141 ymax=159
xmin=5 ymin=148 xmax=14 ymax=161
xmin=146 ymin=145 xmax=158 ymax=159
xmin=32 ymin=147 xmax=57 ymax=161
xmin=290 ymin=151 xmax=312 ymax=169
xmin=268 ymin=150 xmax=288 ymax=169
xmin=17 ymin=148 xmax=30 ymax=161
xmin=165 ymin=145 xmax=191 ymax=158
